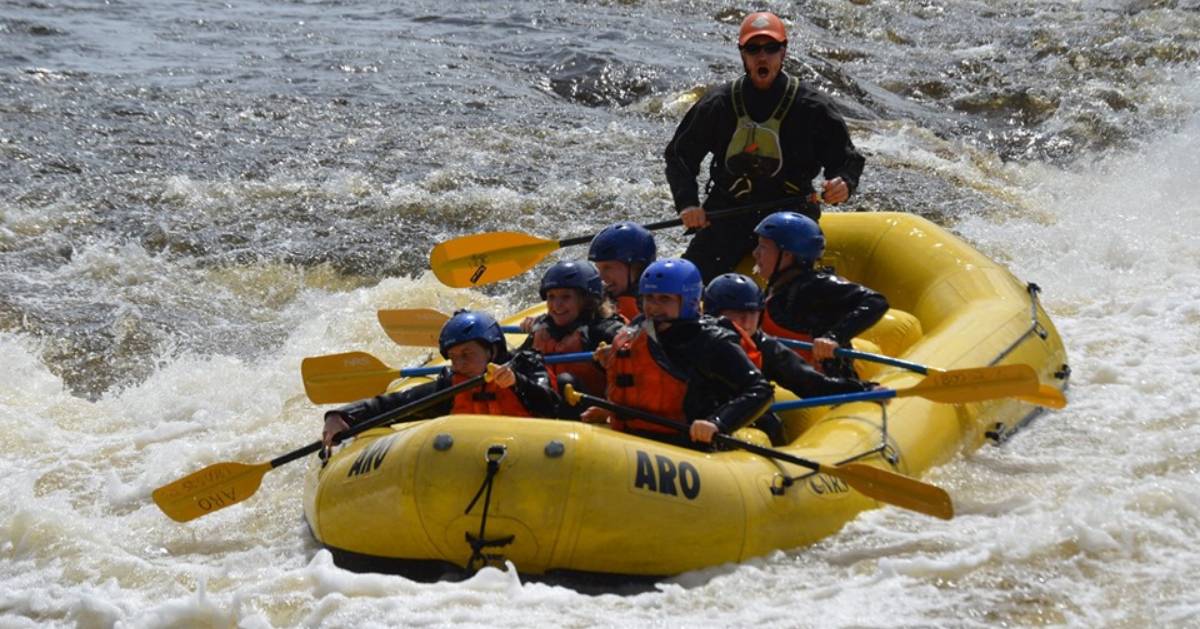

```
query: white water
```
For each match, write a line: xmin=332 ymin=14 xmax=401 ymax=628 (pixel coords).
xmin=4 ymin=65 xmax=1200 ymax=629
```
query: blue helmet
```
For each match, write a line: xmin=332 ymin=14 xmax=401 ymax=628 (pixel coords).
xmin=587 ymin=221 xmax=657 ymax=266
xmin=539 ymin=260 xmax=604 ymax=301
xmin=638 ymin=258 xmax=703 ymax=320
xmin=703 ymin=273 xmax=764 ymax=313
xmin=438 ymin=309 xmax=505 ymax=359
xmin=754 ymin=212 xmax=825 ymax=265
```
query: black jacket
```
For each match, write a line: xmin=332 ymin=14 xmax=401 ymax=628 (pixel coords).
xmin=712 ymin=317 xmax=873 ymax=398
xmin=633 ymin=317 xmax=774 ymax=435
xmin=325 ymin=349 xmax=560 ymax=426
xmin=765 ymin=267 xmax=889 ymax=376
xmin=664 ymin=72 xmax=865 ymax=214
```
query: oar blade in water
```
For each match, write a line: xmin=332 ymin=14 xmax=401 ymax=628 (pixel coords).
xmin=824 ymin=462 xmax=954 ymax=520
xmin=430 ymin=232 xmax=560 ymax=287
xmin=301 ymin=351 xmax=399 ymax=404
xmin=152 ymin=461 xmax=272 ymax=523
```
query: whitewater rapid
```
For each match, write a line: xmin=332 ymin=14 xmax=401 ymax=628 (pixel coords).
xmin=4 ymin=1 xmax=1200 ymax=626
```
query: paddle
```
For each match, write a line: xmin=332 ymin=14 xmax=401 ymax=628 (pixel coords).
xmin=561 ymin=385 xmax=953 ymax=520
xmin=777 ymin=339 xmax=1067 ymax=409
xmin=153 ymin=367 xmax=496 ymax=523
xmin=429 ymin=196 xmax=809 ymax=288
xmin=768 ymin=363 xmax=1042 ymax=411
xmin=378 ymin=308 xmax=521 ymax=347
xmin=301 ymin=350 xmax=594 ymax=404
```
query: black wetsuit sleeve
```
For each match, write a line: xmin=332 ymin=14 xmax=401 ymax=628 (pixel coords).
xmin=588 ymin=316 xmax=625 ymax=347
xmin=695 ymin=336 xmax=775 ymax=434
xmin=820 ymin=280 xmax=889 ymax=344
xmin=664 ymin=93 xmax=723 ymax=211
xmin=509 ymin=350 xmax=562 ymax=418
xmin=759 ymin=335 xmax=871 ymax=397
xmin=324 ymin=376 xmax=450 ymax=426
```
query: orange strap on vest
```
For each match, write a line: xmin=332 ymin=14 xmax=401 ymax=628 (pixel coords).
xmin=532 ymin=326 xmax=607 ymax=396
xmin=615 ymin=295 xmax=639 ymax=323
xmin=605 ymin=326 xmax=689 ymax=434
xmin=761 ymin=307 xmax=817 ymax=367
xmin=450 ymin=373 xmax=532 ymax=417
xmin=731 ymin=324 xmax=763 ymax=370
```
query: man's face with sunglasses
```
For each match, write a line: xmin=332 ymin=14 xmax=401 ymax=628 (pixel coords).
xmin=739 ymin=36 xmax=786 ymax=91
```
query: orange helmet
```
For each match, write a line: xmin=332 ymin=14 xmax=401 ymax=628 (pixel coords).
xmin=738 ymin=12 xmax=787 ymax=45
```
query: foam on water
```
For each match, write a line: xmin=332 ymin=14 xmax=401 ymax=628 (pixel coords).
xmin=4 ymin=106 xmax=1200 ymax=629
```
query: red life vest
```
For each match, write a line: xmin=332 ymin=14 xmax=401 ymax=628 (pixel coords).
xmin=604 ymin=325 xmax=689 ymax=435
xmin=449 ymin=373 xmax=531 ymax=417
xmin=615 ymin=295 xmax=639 ymax=322
xmin=531 ymin=324 xmax=607 ymax=396
xmin=760 ymin=306 xmax=816 ymax=366
xmin=729 ymin=323 xmax=763 ymax=370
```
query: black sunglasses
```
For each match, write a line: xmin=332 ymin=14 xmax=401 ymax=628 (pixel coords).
xmin=739 ymin=41 xmax=786 ymax=55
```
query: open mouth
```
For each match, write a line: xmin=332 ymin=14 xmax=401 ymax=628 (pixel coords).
xmin=756 ymin=66 xmax=770 ymax=78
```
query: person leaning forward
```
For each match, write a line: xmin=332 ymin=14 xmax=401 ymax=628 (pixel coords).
xmin=580 ymin=258 xmax=774 ymax=450
xmin=321 ymin=310 xmax=560 ymax=448
xmin=663 ymin=11 xmax=865 ymax=283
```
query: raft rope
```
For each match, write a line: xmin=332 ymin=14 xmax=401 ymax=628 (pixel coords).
xmin=771 ymin=282 xmax=1065 ymax=493
xmin=463 ymin=444 xmax=515 ymax=572
xmin=988 ymin=283 xmax=1051 ymax=367
xmin=770 ymin=401 xmax=898 ymax=495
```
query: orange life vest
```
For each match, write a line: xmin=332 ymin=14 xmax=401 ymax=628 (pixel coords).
xmin=761 ymin=306 xmax=816 ymax=366
xmin=450 ymin=373 xmax=531 ymax=417
xmin=604 ymin=325 xmax=689 ymax=435
xmin=531 ymin=324 xmax=607 ymax=396
xmin=729 ymin=323 xmax=763 ymax=370
xmin=615 ymin=295 xmax=639 ymax=322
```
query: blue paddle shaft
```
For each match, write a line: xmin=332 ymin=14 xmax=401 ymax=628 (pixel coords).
xmin=770 ymin=387 xmax=897 ymax=412
xmin=778 ymin=338 xmax=929 ymax=375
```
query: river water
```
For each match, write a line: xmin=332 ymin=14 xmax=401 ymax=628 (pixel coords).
xmin=2 ymin=1 xmax=1199 ymax=626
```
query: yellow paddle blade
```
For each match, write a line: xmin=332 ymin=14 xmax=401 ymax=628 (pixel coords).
xmin=821 ymin=462 xmax=954 ymax=520
xmin=301 ymin=351 xmax=400 ymax=404
xmin=430 ymin=231 xmax=561 ymax=288
xmin=377 ymin=308 xmax=449 ymax=347
xmin=900 ymin=364 xmax=1039 ymax=404
xmin=152 ymin=461 xmax=272 ymax=523
xmin=1024 ymin=384 xmax=1067 ymax=409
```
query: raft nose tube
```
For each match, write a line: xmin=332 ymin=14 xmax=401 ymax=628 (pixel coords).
xmin=412 ymin=415 xmax=585 ymax=574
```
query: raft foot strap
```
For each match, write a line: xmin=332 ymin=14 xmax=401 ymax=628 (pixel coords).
xmin=464 ymin=444 xmax=509 ymax=573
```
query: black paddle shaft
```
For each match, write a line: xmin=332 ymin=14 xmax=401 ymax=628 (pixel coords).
xmin=574 ymin=390 xmax=821 ymax=474
xmin=556 ymin=196 xmax=812 ymax=248
xmin=270 ymin=372 xmax=486 ymax=469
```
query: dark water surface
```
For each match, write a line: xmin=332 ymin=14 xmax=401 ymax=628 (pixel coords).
xmin=2 ymin=0 xmax=1197 ymax=398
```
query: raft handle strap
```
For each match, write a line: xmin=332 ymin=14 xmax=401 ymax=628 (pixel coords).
xmin=771 ymin=402 xmax=898 ymax=495
xmin=464 ymin=444 xmax=514 ymax=572
xmin=988 ymin=283 xmax=1050 ymax=367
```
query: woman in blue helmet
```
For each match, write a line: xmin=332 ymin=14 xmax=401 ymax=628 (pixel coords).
xmin=703 ymin=272 xmax=876 ymax=445
xmin=321 ymin=310 xmax=560 ymax=447
xmin=751 ymin=211 xmax=888 ymax=376
xmin=586 ymin=221 xmax=657 ymax=322
xmin=517 ymin=260 xmax=624 ymax=406
xmin=579 ymin=258 xmax=773 ymax=449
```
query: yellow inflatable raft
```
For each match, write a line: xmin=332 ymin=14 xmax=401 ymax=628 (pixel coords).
xmin=303 ymin=212 xmax=1069 ymax=579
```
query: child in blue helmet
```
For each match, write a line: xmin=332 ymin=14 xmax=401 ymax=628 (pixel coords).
xmin=321 ymin=310 xmax=560 ymax=447
xmin=579 ymin=258 xmax=773 ymax=449
xmin=752 ymin=211 xmax=888 ymax=376
xmin=517 ymin=261 xmax=624 ymax=408
xmin=703 ymin=272 xmax=876 ymax=445
xmin=586 ymin=221 xmax=657 ymax=322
